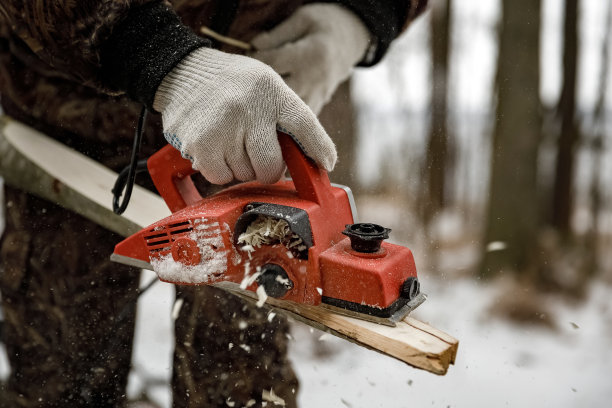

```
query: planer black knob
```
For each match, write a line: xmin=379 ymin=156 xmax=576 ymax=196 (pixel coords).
xmin=342 ymin=223 xmax=391 ymax=253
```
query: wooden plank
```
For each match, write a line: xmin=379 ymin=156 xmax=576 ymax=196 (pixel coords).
xmin=217 ymin=283 xmax=458 ymax=375
xmin=0 ymin=117 xmax=170 ymax=234
xmin=405 ymin=317 xmax=459 ymax=365
xmin=0 ymin=115 xmax=458 ymax=375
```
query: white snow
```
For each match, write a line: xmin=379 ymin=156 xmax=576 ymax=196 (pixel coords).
xmin=289 ymin=276 xmax=612 ymax=408
xmin=262 ymin=388 xmax=286 ymax=407
xmin=151 ymin=218 xmax=228 ymax=284
xmin=126 ymin=271 xmax=175 ymax=408
xmin=106 ymin=264 xmax=612 ymax=408
xmin=3 ymin=192 xmax=609 ymax=408
xmin=486 ymin=241 xmax=507 ymax=252
xmin=256 ymin=285 xmax=268 ymax=308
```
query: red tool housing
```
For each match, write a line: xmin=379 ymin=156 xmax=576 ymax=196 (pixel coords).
xmin=112 ymin=132 xmax=421 ymax=319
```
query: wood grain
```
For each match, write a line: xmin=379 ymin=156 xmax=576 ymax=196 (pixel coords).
xmin=216 ymin=282 xmax=458 ymax=375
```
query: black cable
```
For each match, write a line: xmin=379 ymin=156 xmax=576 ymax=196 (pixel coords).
xmin=112 ymin=106 xmax=148 ymax=214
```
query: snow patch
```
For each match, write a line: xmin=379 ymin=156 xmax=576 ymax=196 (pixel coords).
xmin=151 ymin=218 xmax=228 ymax=284
xmin=486 ymin=241 xmax=507 ymax=252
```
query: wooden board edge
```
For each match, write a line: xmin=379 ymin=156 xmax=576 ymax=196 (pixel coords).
xmin=0 ymin=118 xmax=143 ymax=237
xmin=1 ymin=116 xmax=171 ymax=230
xmin=405 ymin=317 xmax=459 ymax=365
xmin=216 ymin=282 xmax=456 ymax=375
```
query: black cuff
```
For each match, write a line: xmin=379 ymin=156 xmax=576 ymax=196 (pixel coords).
xmin=319 ymin=0 xmax=410 ymax=66
xmin=100 ymin=1 xmax=209 ymax=110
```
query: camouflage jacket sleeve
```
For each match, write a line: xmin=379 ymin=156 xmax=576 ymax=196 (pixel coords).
xmin=0 ymin=0 xmax=207 ymax=106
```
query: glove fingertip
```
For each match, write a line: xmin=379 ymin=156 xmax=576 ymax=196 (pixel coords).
xmin=263 ymin=165 xmax=287 ymax=184
xmin=256 ymin=157 xmax=286 ymax=184
xmin=194 ymin=161 xmax=234 ymax=186
xmin=315 ymin=141 xmax=338 ymax=172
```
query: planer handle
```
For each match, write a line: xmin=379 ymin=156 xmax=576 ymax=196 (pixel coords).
xmin=147 ymin=131 xmax=334 ymax=213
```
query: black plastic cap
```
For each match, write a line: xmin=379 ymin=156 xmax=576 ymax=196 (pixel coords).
xmin=401 ymin=277 xmax=420 ymax=300
xmin=342 ymin=223 xmax=391 ymax=253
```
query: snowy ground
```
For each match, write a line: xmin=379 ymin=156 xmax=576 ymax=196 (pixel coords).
xmin=124 ymin=261 xmax=612 ymax=408
xmin=290 ymin=276 xmax=612 ymax=408
xmin=125 ymin=195 xmax=612 ymax=407
xmin=1 ymin=183 xmax=611 ymax=407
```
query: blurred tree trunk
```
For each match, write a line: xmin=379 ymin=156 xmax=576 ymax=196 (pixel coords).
xmin=319 ymin=79 xmax=358 ymax=190
xmin=422 ymin=0 xmax=452 ymax=222
xmin=550 ymin=0 xmax=580 ymax=237
xmin=585 ymin=0 xmax=611 ymax=275
xmin=480 ymin=0 xmax=542 ymax=278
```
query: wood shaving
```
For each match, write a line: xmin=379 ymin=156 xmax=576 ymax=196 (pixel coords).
xmin=262 ymin=388 xmax=286 ymax=406
xmin=237 ymin=215 xmax=306 ymax=257
xmin=256 ymin=285 xmax=268 ymax=307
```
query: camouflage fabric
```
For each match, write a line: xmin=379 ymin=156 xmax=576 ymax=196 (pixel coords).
xmin=172 ymin=285 xmax=299 ymax=408
xmin=0 ymin=186 xmax=141 ymax=407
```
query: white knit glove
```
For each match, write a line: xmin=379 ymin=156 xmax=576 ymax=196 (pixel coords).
xmin=250 ymin=3 xmax=372 ymax=114
xmin=153 ymin=47 xmax=337 ymax=184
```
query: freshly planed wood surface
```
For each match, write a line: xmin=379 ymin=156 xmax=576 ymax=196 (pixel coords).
xmin=218 ymin=283 xmax=458 ymax=375
xmin=0 ymin=115 xmax=458 ymax=375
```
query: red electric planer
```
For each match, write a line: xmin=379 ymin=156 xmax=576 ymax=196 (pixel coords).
xmin=111 ymin=132 xmax=424 ymax=325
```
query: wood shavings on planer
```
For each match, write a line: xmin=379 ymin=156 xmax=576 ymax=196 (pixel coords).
xmin=237 ymin=214 xmax=308 ymax=258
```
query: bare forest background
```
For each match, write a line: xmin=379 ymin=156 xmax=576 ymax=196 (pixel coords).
xmin=320 ymin=0 xmax=612 ymax=312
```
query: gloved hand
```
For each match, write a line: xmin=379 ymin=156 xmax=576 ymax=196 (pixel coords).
xmin=153 ymin=47 xmax=337 ymax=185
xmin=250 ymin=3 xmax=372 ymax=114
